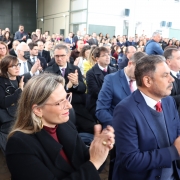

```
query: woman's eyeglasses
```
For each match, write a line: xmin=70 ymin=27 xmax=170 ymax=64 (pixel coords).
xmin=8 ymin=63 xmax=21 ymax=69
xmin=44 ymin=93 xmax=72 ymax=110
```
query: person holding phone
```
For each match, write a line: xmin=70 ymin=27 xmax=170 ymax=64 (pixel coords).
xmin=0 ymin=55 xmax=25 ymax=154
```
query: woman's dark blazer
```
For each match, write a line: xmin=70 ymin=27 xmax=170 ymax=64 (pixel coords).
xmin=6 ymin=120 xmax=100 ymax=180
xmin=0 ymin=76 xmax=22 ymax=118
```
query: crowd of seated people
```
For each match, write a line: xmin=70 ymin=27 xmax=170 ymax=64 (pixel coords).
xmin=1 ymin=24 xmax=180 ymax=179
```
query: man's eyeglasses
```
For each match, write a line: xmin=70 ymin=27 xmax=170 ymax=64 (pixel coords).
xmin=8 ymin=63 xmax=21 ymax=69
xmin=44 ymin=93 xmax=72 ymax=110
xmin=54 ymin=54 xmax=67 ymax=58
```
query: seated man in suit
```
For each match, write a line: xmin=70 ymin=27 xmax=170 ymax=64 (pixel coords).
xmin=37 ymin=40 xmax=51 ymax=64
xmin=88 ymin=33 xmax=98 ymax=46
xmin=118 ymin=46 xmax=136 ymax=70
xmin=64 ymin=32 xmax=74 ymax=50
xmin=28 ymin=42 xmax=47 ymax=70
xmin=45 ymin=44 xmax=97 ymax=134
xmin=9 ymin=40 xmax=20 ymax=57
xmin=96 ymin=51 xmax=146 ymax=128
xmin=164 ymin=48 xmax=180 ymax=115
xmin=16 ymin=42 xmax=40 ymax=81
xmin=86 ymin=46 xmax=117 ymax=119
xmin=113 ymin=55 xmax=180 ymax=180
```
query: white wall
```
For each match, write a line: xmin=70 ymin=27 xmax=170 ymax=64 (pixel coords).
xmin=88 ymin=0 xmax=180 ymax=38
xmin=37 ymin=0 xmax=70 ymax=36
xmin=37 ymin=0 xmax=180 ymax=38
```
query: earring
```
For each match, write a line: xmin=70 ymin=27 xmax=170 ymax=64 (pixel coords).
xmin=39 ymin=117 xmax=43 ymax=129
xmin=34 ymin=114 xmax=43 ymax=129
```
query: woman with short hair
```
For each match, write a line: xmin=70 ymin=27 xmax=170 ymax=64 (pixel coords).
xmin=0 ymin=55 xmax=24 ymax=153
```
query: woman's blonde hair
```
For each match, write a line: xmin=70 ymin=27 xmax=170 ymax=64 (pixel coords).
xmin=8 ymin=73 xmax=65 ymax=138
xmin=87 ymin=46 xmax=97 ymax=66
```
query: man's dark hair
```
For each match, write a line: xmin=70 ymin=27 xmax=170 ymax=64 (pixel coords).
xmin=130 ymin=51 xmax=147 ymax=64
xmin=135 ymin=55 xmax=165 ymax=86
xmin=93 ymin=46 xmax=109 ymax=58
xmin=164 ymin=48 xmax=179 ymax=60
xmin=164 ymin=45 xmax=177 ymax=51
xmin=36 ymin=39 xmax=45 ymax=44
xmin=28 ymin=42 xmax=38 ymax=50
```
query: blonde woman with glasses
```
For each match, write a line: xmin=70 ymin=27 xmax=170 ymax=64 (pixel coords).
xmin=6 ymin=73 xmax=115 ymax=180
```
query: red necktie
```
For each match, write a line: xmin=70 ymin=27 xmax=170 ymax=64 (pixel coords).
xmin=129 ymin=80 xmax=134 ymax=93
xmin=155 ymin=101 xmax=162 ymax=112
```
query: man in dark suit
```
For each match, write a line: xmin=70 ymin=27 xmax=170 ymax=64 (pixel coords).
xmin=96 ymin=51 xmax=146 ymax=128
xmin=88 ymin=33 xmax=98 ymax=46
xmin=28 ymin=42 xmax=47 ymax=70
xmin=45 ymin=44 xmax=97 ymax=134
xmin=37 ymin=40 xmax=51 ymax=64
xmin=113 ymin=55 xmax=180 ymax=180
xmin=72 ymin=30 xmax=81 ymax=50
xmin=86 ymin=47 xmax=117 ymax=119
xmin=9 ymin=40 xmax=20 ymax=57
xmin=118 ymin=46 xmax=136 ymax=69
xmin=164 ymin=48 xmax=180 ymax=115
xmin=16 ymin=42 xmax=40 ymax=80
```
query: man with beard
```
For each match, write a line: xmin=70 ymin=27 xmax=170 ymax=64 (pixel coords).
xmin=16 ymin=42 xmax=40 ymax=80
xmin=113 ymin=55 xmax=180 ymax=180
xmin=14 ymin=25 xmax=28 ymax=42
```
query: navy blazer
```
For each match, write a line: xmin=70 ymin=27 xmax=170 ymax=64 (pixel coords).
xmin=96 ymin=69 xmax=131 ymax=128
xmin=64 ymin=37 xmax=73 ymax=44
xmin=118 ymin=55 xmax=129 ymax=70
xmin=112 ymin=90 xmax=180 ymax=180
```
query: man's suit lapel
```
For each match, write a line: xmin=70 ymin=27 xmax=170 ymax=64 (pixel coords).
xmin=171 ymin=73 xmax=178 ymax=94
xmin=134 ymin=90 xmax=161 ymax=148
xmin=27 ymin=60 xmax=33 ymax=71
xmin=119 ymin=69 xmax=131 ymax=95
xmin=108 ymin=66 xmax=117 ymax=74
xmin=94 ymin=64 xmax=104 ymax=82
xmin=161 ymin=98 xmax=175 ymax=144
xmin=53 ymin=63 xmax=62 ymax=76
xmin=64 ymin=63 xmax=74 ymax=83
